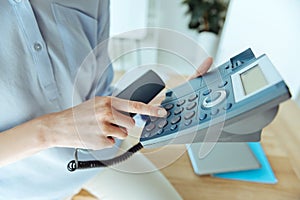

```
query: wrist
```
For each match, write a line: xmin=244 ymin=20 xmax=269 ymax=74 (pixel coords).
xmin=35 ymin=113 xmax=57 ymax=149
xmin=37 ymin=110 xmax=78 ymax=149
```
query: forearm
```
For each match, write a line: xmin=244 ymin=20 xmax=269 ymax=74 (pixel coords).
xmin=0 ymin=96 xmax=167 ymax=167
xmin=0 ymin=115 xmax=53 ymax=167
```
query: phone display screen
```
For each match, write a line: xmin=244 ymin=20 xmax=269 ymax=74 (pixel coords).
xmin=240 ymin=65 xmax=268 ymax=95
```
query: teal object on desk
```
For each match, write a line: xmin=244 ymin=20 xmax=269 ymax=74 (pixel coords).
xmin=213 ymin=142 xmax=277 ymax=184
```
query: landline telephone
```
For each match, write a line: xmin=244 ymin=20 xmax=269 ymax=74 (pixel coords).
xmin=67 ymin=48 xmax=291 ymax=172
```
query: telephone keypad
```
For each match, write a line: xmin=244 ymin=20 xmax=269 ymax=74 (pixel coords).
xmin=138 ymin=49 xmax=291 ymax=146
xmin=142 ymin=77 xmax=233 ymax=140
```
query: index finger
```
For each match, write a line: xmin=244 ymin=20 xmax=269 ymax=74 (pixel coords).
xmin=111 ymin=97 xmax=167 ymax=117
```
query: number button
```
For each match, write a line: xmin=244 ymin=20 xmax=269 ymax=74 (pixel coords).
xmin=186 ymin=102 xmax=197 ymax=110
xmin=218 ymin=81 xmax=228 ymax=88
xmin=174 ymin=107 xmax=184 ymax=115
xmin=143 ymin=131 xmax=151 ymax=138
xmin=188 ymin=93 xmax=198 ymax=102
xmin=156 ymin=129 xmax=164 ymax=135
xmin=184 ymin=120 xmax=192 ymax=126
xmin=170 ymin=125 xmax=178 ymax=131
xmin=177 ymin=99 xmax=185 ymax=106
xmin=150 ymin=116 xmax=158 ymax=122
xmin=184 ymin=111 xmax=195 ymax=120
xmin=210 ymin=108 xmax=219 ymax=116
xmin=203 ymin=89 xmax=212 ymax=96
xmin=164 ymin=103 xmax=174 ymax=110
xmin=223 ymin=103 xmax=232 ymax=110
xmin=158 ymin=119 xmax=168 ymax=128
xmin=145 ymin=123 xmax=155 ymax=132
xmin=199 ymin=113 xmax=207 ymax=121
xmin=171 ymin=116 xmax=181 ymax=124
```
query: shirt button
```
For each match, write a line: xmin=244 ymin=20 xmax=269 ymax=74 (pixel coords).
xmin=14 ymin=0 xmax=22 ymax=3
xmin=33 ymin=42 xmax=43 ymax=51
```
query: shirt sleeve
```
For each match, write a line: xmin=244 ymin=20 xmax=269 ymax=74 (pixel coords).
xmin=94 ymin=0 xmax=115 ymax=97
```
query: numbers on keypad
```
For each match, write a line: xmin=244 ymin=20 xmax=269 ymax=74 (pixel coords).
xmin=141 ymin=83 xmax=234 ymax=140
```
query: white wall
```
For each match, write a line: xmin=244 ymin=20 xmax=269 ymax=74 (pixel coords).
xmin=109 ymin=0 xmax=300 ymax=103
xmin=215 ymin=0 xmax=300 ymax=100
xmin=155 ymin=0 xmax=202 ymax=75
xmin=110 ymin=0 xmax=149 ymax=39
xmin=109 ymin=0 xmax=158 ymax=71
xmin=109 ymin=0 xmax=203 ymax=75
xmin=155 ymin=0 xmax=196 ymax=39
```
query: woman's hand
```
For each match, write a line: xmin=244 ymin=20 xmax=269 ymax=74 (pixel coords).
xmin=0 ymin=59 xmax=212 ymax=167
xmin=0 ymin=58 xmax=212 ymax=167
xmin=44 ymin=96 xmax=167 ymax=150
xmin=189 ymin=57 xmax=213 ymax=80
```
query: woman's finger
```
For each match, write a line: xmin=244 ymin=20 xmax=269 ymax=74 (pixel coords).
xmin=189 ymin=57 xmax=213 ymax=80
xmin=102 ymin=122 xmax=128 ymax=139
xmin=111 ymin=97 xmax=167 ymax=117
xmin=108 ymin=109 xmax=135 ymax=129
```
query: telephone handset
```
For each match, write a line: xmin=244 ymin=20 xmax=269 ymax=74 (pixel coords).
xmin=67 ymin=49 xmax=291 ymax=171
xmin=67 ymin=70 xmax=165 ymax=171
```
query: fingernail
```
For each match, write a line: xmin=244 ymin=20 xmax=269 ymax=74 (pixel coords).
xmin=157 ymin=108 xmax=167 ymax=117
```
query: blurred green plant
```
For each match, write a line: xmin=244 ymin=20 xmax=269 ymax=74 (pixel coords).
xmin=183 ymin=0 xmax=229 ymax=34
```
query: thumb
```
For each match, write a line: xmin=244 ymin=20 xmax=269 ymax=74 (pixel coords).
xmin=189 ymin=57 xmax=213 ymax=80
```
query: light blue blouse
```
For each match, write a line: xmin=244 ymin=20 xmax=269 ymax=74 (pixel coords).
xmin=0 ymin=0 xmax=118 ymax=199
